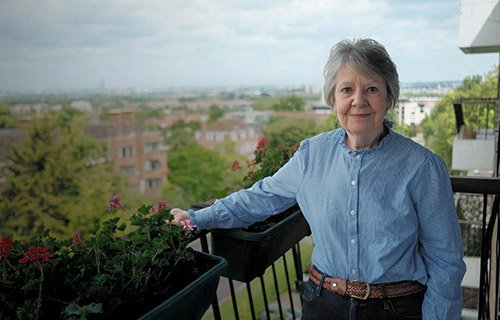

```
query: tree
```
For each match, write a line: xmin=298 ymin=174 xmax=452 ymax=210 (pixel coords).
xmin=0 ymin=101 xmax=18 ymax=129
xmin=272 ymin=95 xmax=305 ymax=111
xmin=0 ymin=112 xmax=127 ymax=238
xmin=263 ymin=117 xmax=322 ymax=147
xmin=163 ymin=144 xmax=243 ymax=208
xmin=164 ymin=120 xmax=201 ymax=151
xmin=208 ymin=105 xmax=225 ymax=123
xmin=421 ymin=66 xmax=498 ymax=167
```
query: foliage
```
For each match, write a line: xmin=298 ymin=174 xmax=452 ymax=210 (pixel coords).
xmin=252 ymin=95 xmax=305 ymax=111
xmin=164 ymin=144 xmax=242 ymax=207
xmin=164 ymin=120 xmax=201 ymax=151
xmin=263 ymin=117 xmax=322 ymax=147
xmin=0 ymin=112 xmax=127 ymax=239
xmin=421 ymin=66 xmax=498 ymax=167
xmin=272 ymin=95 xmax=305 ymax=111
xmin=208 ymin=105 xmax=225 ymax=123
xmin=0 ymin=198 xmax=195 ymax=319
xmin=0 ymin=101 xmax=18 ymax=129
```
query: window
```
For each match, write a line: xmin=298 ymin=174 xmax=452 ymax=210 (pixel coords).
xmin=120 ymin=146 xmax=135 ymax=158
xmin=145 ymin=141 xmax=160 ymax=153
xmin=147 ymin=178 xmax=161 ymax=189
xmin=121 ymin=165 xmax=136 ymax=176
xmin=145 ymin=159 xmax=161 ymax=170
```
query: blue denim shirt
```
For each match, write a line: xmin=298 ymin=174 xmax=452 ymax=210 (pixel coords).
xmin=190 ymin=127 xmax=466 ymax=319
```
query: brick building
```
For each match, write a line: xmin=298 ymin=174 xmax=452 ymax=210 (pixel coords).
xmin=86 ymin=109 xmax=168 ymax=195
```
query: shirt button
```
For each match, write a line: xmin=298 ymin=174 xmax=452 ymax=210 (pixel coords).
xmin=355 ymin=154 xmax=361 ymax=159
xmin=351 ymin=239 xmax=356 ymax=244
xmin=351 ymin=269 xmax=357 ymax=275
xmin=351 ymin=180 xmax=356 ymax=186
xmin=350 ymin=210 xmax=355 ymax=216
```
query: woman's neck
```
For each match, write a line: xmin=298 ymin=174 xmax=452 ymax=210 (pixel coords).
xmin=345 ymin=126 xmax=386 ymax=151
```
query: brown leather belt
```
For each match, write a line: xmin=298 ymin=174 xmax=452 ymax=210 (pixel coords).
xmin=310 ymin=266 xmax=425 ymax=300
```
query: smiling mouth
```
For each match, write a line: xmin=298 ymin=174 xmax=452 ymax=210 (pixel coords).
xmin=349 ymin=113 xmax=372 ymax=119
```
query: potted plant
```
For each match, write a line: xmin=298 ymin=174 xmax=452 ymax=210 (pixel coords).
xmin=0 ymin=196 xmax=227 ymax=319
xmin=197 ymin=137 xmax=310 ymax=282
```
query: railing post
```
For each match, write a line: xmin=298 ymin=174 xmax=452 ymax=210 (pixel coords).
xmin=260 ymin=276 xmax=270 ymax=319
xmin=283 ymin=255 xmax=296 ymax=319
xmin=229 ymin=279 xmax=240 ymax=320
xmin=271 ymin=262 xmax=284 ymax=319
xmin=246 ymin=282 xmax=257 ymax=320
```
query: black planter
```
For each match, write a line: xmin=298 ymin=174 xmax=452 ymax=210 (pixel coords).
xmin=139 ymin=251 xmax=227 ymax=320
xmin=210 ymin=206 xmax=310 ymax=282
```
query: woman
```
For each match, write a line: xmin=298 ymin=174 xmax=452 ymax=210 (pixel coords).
xmin=170 ymin=38 xmax=466 ymax=319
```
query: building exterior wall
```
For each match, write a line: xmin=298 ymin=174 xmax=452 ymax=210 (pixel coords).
xmin=93 ymin=110 xmax=168 ymax=195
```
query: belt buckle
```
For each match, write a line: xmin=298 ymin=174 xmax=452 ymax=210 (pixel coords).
xmin=350 ymin=281 xmax=371 ymax=300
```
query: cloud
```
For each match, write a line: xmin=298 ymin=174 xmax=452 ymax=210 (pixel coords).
xmin=0 ymin=0 xmax=497 ymax=91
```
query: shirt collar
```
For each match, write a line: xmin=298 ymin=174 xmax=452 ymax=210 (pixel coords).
xmin=338 ymin=119 xmax=394 ymax=155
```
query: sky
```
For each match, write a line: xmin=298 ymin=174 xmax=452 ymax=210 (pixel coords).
xmin=0 ymin=0 xmax=498 ymax=93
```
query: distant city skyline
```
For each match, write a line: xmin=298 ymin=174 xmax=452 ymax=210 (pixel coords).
xmin=0 ymin=0 xmax=498 ymax=93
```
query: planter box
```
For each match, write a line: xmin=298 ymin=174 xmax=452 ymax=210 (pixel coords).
xmin=139 ymin=251 xmax=227 ymax=320
xmin=210 ymin=206 xmax=310 ymax=282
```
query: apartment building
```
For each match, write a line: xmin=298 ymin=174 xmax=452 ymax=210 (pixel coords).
xmin=195 ymin=118 xmax=260 ymax=156
xmin=395 ymin=98 xmax=438 ymax=126
xmin=86 ymin=109 xmax=168 ymax=195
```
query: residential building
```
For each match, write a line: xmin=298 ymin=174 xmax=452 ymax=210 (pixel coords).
xmin=395 ymin=98 xmax=437 ymax=126
xmin=195 ymin=118 xmax=260 ymax=156
xmin=86 ymin=109 xmax=168 ymax=195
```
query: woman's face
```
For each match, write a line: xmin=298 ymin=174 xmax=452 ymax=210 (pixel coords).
xmin=333 ymin=64 xmax=389 ymax=139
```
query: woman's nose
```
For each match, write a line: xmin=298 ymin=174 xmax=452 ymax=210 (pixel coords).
xmin=352 ymin=90 xmax=367 ymax=107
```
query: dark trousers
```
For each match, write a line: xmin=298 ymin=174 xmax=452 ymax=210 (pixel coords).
xmin=301 ymin=279 xmax=425 ymax=320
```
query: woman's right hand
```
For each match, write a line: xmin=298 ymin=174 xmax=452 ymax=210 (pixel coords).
xmin=169 ymin=208 xmax=191 ymax=226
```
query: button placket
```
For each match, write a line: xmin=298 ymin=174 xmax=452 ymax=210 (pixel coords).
xmin=347 ymin=152 xmax=361 ymax=280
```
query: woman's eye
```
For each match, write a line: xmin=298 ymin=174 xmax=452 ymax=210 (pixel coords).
xmin=340 ymin=87 xmax=352 ymax=94
xmin=367 ymin=86 xmax=379 ymax=93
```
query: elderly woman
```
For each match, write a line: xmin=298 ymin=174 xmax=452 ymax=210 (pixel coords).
xmin=170 ymin=38 xmax=466 ymax=319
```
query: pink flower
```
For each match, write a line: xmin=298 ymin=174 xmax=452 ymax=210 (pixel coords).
xmin=157 ymin=200 xmax=168 ymax=212
xmin=72 ymin=231 xmax=83 ymax=246
xmin=246 ymin=160 xmax=254 ymax=169
xmin=151 ymin=200 xmax=169 ymax=214
xmin=180 ymin=220 xmax=195 ymax=235
xmin=107 ymin=194 xmax=122 ymax=211
xmin=231 ymin=160 xmax=242 ymax=171
xmin=0 ymin=236 xmax=13 ymax=258
xmin=19 ymin=246 xmax=54 ymax=264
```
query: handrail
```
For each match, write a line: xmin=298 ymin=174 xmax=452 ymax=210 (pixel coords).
xmin=451 ymin=176 xmax=500 ymax=194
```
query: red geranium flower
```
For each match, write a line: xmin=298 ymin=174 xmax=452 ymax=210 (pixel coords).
xmin=231 ymin=160 xmax=242 ymax=171
xmin=0 ymin=236 xmax=13 ymax=258
xmin=256 ymin=137 xmax=269 ymax=151
xmin=72 ymin=231 xmax=83 ymax=246
xmin=19 ymin=246 xmax=54 ymax=264
xmin=289 ymin=144 xmax=299 ymax=154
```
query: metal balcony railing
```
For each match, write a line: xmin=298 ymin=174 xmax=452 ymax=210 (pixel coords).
xmin=452 ymin=177 xmax=500 ymax=320
xmin=453 ymin=98 xmax=497 ymax=140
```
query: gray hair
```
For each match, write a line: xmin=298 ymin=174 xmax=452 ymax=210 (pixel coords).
xmin=323 ymin=38 xmax=399 ymax=109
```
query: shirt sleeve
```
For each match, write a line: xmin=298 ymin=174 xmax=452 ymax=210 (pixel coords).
xmin=409 ymin=154 xmax=466 ymax=320
xmin=190 ymin=139 xmax=309 ymax=229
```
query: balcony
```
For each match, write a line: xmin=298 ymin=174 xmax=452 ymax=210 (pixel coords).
xmin=184 ymin=176 xmax=499 ymax=320
xmin=452 ymin=98 xmax=497 ymax=176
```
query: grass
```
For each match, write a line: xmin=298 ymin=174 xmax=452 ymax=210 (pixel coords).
xmin=204 ymin=241 xmax=313 ymax=320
